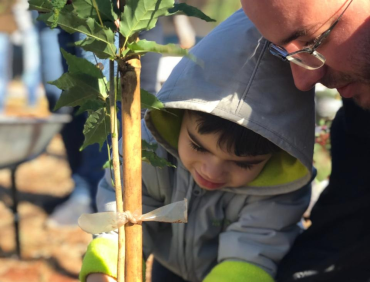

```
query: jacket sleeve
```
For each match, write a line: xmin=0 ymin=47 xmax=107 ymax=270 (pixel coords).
xmin=79 ymin=120 xmax=170 ymax=281
xmin=211 ymin=183 xmax=311 ymax=281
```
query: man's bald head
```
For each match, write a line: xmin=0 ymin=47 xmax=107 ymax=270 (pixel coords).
xmin=240 ymin=0 xmax=370 ymax=109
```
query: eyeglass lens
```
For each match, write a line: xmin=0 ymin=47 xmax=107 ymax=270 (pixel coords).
xmin=287 ymin=52 xmax=325 ymax=69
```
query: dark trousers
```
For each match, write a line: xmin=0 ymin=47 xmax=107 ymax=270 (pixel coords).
xmin=151 ymin=259 xmax=188 ymax=282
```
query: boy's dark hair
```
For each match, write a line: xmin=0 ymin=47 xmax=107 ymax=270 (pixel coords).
xmin=191 ymin=111 xmax=281 ymax=156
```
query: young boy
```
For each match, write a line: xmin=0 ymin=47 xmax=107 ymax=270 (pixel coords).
xmin=80 ymin=9 xmax=315 ymax=282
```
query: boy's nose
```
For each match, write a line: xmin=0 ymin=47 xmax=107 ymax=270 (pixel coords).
xmin=201 ymin=159 xmax=225 ymax=181
xmin=290 ymin=64 xmax=325 ymax=91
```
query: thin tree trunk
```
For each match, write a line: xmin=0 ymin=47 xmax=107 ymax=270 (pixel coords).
xmin=117 ymin=0 xmax=142 ymax=280
xmin=120 ymin=56 xmax=142 ymax=282
xmin=109 ymin=60 xmax=126 ymax=282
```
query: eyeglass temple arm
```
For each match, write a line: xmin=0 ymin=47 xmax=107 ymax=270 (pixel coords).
xmin=268 ymin=43 xmax=288 ymax=61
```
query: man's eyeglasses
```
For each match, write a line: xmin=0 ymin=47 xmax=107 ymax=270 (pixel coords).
xmin=269 ymin=0 xmax=353 ymax=70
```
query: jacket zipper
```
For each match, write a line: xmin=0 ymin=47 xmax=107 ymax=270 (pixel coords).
xmin=177 ymin=177 xmax=194 ymax=280
xmin=187 ymin=185 xmax=203 ymax=282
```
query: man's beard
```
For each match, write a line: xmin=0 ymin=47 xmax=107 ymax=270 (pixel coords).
xmin=353 ymin=95 xmax=370 ymax=110
xmin=349 ymin=42 xmax=370 ymax=110
xmin=320 ymin=55 xmax=370 ymax=110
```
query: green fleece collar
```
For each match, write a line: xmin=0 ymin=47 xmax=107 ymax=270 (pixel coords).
xmin=149 ymin=109 xmax=183 ymax=150
xmin=248 ymin=151 xmax=308 ymax=187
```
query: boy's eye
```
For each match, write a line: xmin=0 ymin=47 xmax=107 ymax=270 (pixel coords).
xmin=235 ymin=162 xmax=254 ymax=170
xmin=189 ymin=141 xmax=207 ymax=153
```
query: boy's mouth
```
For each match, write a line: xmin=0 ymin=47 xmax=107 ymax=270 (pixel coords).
xmin=194 ymin=170 xmax=225 ymax=190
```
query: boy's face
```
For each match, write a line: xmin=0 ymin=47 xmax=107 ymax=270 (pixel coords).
xmin=178 ymin=111 xmax=272 ymax=191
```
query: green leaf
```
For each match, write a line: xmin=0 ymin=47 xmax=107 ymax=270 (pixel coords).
xmin=72 ymin=0 xmax=118 ymax=22
xmin=61 ymin=48 xmax=104 ymax=78
xmin=142 ymin=140 xmax=158 ymax=151
xmin=29 ymin=0 xmax=73 ymax=28
xmin=141 ymin=140 xmax=175 ymax=168
xmin=103 ymin=159 xmax=114 ymax=169
xmin=50 ymin=73 xmax=107 ymax=109
xmin=121 ymin=48 xmax=130 ymax=58
xmin=54 ymin=87 xmax=99 ymax=109
xmin=142 ymin=150 xmax=175 ymax=168
xmin=81 ymin=108 xmax=110 ymax=150
xmin=167 ymin=3 xmax=216 ymax=22
xmin=75 ymin=37 xmax=116 ymax=59
xmin=141 ymin=89 xmax=164 ymax=110
xmin=50 ymin=0 xmax=68 ymax=28
xmin=119 ymin=0 xmax=175 ymax=39
xmin=119 ymin=140 xmax=175 ymax=168
xmin=75 ymin=99 xmax=106 ymax=115
xmin=128 ymin=40 xmax=198 ymax=62
xmin=38 ymin=12 xmax=116 ymax=55
xmin=51 ymin=0 xmax=68 ymax=10
xmin=28 ymin=0 xmax=53 ymax=13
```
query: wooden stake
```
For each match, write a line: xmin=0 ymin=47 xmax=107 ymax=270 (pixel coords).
xmin=109 ymin=60 xmax=126 ymax=282
xmin=120 ymin=57 xmax=142 ymax=282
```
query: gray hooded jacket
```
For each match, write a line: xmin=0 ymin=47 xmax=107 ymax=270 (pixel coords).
xmin=95 ymin=9 xmax=315 ymax=282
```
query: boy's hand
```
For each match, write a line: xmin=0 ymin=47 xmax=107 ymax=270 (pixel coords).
xmin=86 ymin=273 xmax=117 ymax=282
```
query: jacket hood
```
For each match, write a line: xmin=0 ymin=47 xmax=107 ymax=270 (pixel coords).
xmin=145 ymin=9 xmax=315 ymax=195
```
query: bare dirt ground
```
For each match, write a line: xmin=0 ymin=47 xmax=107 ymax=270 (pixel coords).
xmin=0 ymin=134 xmax=92 ymax=282
xmin=0 ymin=82 xmax=154 ymax=282
xmin=0 ymin=82 xmax=91 ymax=282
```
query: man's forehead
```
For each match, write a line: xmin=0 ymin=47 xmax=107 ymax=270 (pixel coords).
xmin=277 ymin=23 xmax=322 ymax=45
xmin=241 ymin=0 xmax=305 ymax=21
xmin=241 ymin=0 xmax=330 ymax=44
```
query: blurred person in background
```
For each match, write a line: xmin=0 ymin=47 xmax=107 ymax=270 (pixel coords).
xmin=172 ymin=14 xmax=196 ymax=49
xmin=240 ymin=0 xmax=370 ymax=281
xmin=36 ymin=23 xmax=107 ymax=226
xmin=0 ymin=1 xmax=14 ymax=114
xmin=0 ymin=0 xmax=41 ymax=114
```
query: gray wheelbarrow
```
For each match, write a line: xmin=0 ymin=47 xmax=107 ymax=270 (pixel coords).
xmin=0 ymin=114 xmax=71 ymax=258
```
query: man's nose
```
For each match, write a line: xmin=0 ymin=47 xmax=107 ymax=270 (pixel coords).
xmin=290 ymin=63 xmax=325 ymax=91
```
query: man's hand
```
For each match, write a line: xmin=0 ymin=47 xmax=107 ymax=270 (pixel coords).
xmin=86 ymin=273 xmax=117 ymax=282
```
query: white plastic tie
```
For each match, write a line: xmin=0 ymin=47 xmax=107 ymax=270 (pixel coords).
xmin=78 ymin=199 xmax=188 ymax=235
